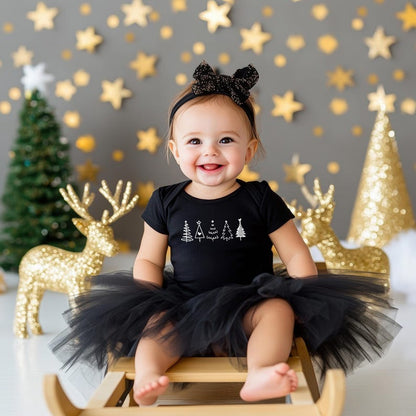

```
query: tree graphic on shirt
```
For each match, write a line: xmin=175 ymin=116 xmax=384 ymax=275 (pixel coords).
xmin=206 ymin=220 xmax=219 ymax=241
xmin=221 ymin=220 xmax=233 ymax=241
xmin=236 ymin=218 xmax=246 ymax=240
xmin=181 ymin=220 xmax=193 ymax=242
xmin=195 ymin=220 xmax=205 ymax=242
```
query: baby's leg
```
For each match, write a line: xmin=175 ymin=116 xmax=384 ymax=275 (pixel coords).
xmin=240 ymin=298 xmax=297 ymax=402
xmin=133 ymin=320 xmax=180 ymax=406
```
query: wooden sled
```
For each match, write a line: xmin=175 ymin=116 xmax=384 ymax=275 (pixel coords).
xmin=44 ymin=337 xmax=346 ymax=416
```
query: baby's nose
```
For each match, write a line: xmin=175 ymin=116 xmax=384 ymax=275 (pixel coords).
xmin=203 ymin=144 xmax=218 ymax=156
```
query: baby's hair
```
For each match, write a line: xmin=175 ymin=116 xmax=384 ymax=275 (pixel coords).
xmin=166 ymin=82 xmax=265 ymax=161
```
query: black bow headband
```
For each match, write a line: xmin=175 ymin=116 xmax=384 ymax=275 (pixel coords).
xmin=169 ymin=61 xmax=259 ymax=125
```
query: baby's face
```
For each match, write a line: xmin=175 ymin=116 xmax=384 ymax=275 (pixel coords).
xmin=169 ymin=96 xmax=257 ymax=194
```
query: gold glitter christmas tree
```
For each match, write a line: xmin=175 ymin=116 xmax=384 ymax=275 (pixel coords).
xmin=347 ymin=107 xmax=415 ymax=247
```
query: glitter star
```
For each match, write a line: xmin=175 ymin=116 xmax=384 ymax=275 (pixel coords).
xmin=12 ymin=46 xmax=34 ymax=67
xmin=199 ymin=0 xmax=232 ymax=33
xmin=401 ymin=98 xmax=416 ymax=115
xmin=76 ymin=135 xmax=96 ymax=152
xmin=364 ymin=26 xmax=396 ymax=59
xmin=326 ymin=66 xmax=354 ymax=91
xmin=26 ymin=2 xmax=58 ymax=31
xmin=137 ymin=181 xmax=155 ymax=207
xmin=122 ymin=0 xmax=152 ymax=27
xmin=172 ymin=0 xmax=187 ymax=12
xmin=129 ymin=52 xmax=158 ymax=79
xmin=283 ymin=154 xmax=311 ymax=185
xmin=21 ymin=63 xmax=54 ymax=95
xmin=368 ymin=85 xmax=396 ymax=113
xmin=240 ymin=22 xmax=271 ymax=54
xmin=396 ymin=2 xmax=416 ymax=31
xmin=73 ymin=69 xmax=90 ymax=86
xmin=100 ymin=78 xmax=132 ymax=110
xmin=55 ymin=80 xmax=77 ymax=101
xmin=76 ymin=159 xmax=100 ymax=182
xmin=63 ymin=111 xmax=81 ymax=128
xmin=136 ymin=127 xmax=162 ymax=154
xmin=238 ymin=165 xmax=260 ymax=182
xmin=271 ymin=91 xmax=303 ymax=122
xmin=76 ymin=27 xmax=103 ymax=53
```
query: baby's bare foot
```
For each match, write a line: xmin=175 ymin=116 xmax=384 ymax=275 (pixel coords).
xmin=240 ymin=362 xmax=298 ymax=402
xmin=133 ymin=374 xmax=170 ymax=406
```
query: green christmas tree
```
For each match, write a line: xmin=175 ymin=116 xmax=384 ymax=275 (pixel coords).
xmin=0 ymin=65 xmax=85 ymax=271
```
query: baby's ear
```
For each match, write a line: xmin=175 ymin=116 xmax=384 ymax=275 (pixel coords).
xmin=168 ymin=139 xmax=180 ymax=161
xmin=245 ymin=139 xmax=258 ymax=163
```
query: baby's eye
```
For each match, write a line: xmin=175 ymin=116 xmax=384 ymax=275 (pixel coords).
xmin=219 ymin=137 xmax=233 ymax=144
xmin=188 ymin=138 xmax=201 ymax=145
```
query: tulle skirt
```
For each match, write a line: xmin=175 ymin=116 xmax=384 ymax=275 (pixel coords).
xmin=50 ymin=269 xmax=401 ymax=375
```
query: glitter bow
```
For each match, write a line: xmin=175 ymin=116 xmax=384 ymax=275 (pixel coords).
xmin=192 ymin=61 xmax=259 ymax=105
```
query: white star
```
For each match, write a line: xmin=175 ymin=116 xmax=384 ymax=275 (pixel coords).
xmin=21 ymin=63 xmax=54 ymax=95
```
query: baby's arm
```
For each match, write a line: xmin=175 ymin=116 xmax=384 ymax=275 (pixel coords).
xmin=269 ymin=220 xmax=317 ymax=278
xmin=133 ymin=222 xmax=168 ymax=286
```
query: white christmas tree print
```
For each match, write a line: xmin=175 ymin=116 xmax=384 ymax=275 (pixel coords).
xmin=181 ymin=220 xmax=193 ymax=242
xmin=206 ymin=220 xmax=219 ymax=241
xmin=236 ymin=218 xmax=246 ymax=240
xmin=221 ymin=220 xmax=233 ymax=241
xmin=195 ymin=220 xmax=205 ymax=242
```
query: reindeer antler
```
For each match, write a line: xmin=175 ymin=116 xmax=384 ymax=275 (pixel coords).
xmin=59 ymin=183 xmax=95 ymax=220
xmin=99 ymin=180 xmax=139 ymax=225
xmin=287 ymin=199 xmax=307 ymax=219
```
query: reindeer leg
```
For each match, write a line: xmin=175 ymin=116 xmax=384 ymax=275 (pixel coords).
xmin=28 ymin=282 xmax=45 ymax=335
xmin=14 ymin=281 xmax=31 ymax=338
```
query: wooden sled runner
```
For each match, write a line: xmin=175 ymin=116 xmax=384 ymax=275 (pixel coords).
xmin=44 ymin=338 xmax=346 ymax=416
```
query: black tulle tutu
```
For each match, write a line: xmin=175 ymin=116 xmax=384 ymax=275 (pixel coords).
xmin=50 ymin=269 xmax=401 ymax=375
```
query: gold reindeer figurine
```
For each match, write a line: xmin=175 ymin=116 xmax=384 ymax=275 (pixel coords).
xmin=14 ymin=180 xmax=139 ymax=338
xmin=288 ymin=178 xmax=389 ymax=279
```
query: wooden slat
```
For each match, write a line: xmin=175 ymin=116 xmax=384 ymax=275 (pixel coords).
xmin=111 ymin=356 xmax=302 ymax=383
xmin=86 ymin=372 xmax=126 ymax=408
xmin=78 ymin=403 xmax=321 ymax=416
xmin=289 ymin=372 xmax=314 ymax=405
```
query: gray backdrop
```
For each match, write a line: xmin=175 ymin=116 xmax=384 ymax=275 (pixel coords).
xmin=0 ymin=0 xmax=415 ymax=251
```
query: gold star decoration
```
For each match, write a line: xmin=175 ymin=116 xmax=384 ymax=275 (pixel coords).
xmin=271 ymin=91 xmax=303 ymax=122
xmin=286 ymin=35 xmax=305 ymax=51
xmin=136 ymin=127 xmax=162 ymax=154
xmin=199 ymin=0 xmax=232 ymax=33
xmin=76 ymin=27 xmax=103 ymax=53
xmin=27 ymin=2 xmax=58 ymax=31
xmin=283 ymin=154 xmax=311 ymax=185
xmin=240 ymin=22 xmax=271 ymax=54
xmin=367 ymin=85 xmax=396 ymax=113
xmin=401 ymin=98 xmax=416 ymax=115
xmin=172 ymin=0 xmax=187 ymax=12
xmin=12 ymin=46 xmax=34 ymax=67
xmin=317 ymin=34 xmax=338 ymax=54
xmin=76 ymin=135 xmax=96 ymax=152
xmin=55 ymin=80 xmax=77 ymax=101
xmin=129 ymin=52 xmax=158 ymax=79
xmin=137 ymin=181 xmax=155 ymax=207
xmin=327 ymin=66 xmax=355 ymax=91
xmin=76 ymin=159 xmax=100 ymax=181
xmin=73 ymin=69 xmax=90 ymax=86
xmin=238 ymin=165 xmax=260 ymax=182
xmin=311 ymin=4 xmax=329 ymax=20
xmin=364 ymin=26 xmax=396 ymax=59
xmin=122 ymin=0 xmax=152 ymax=27
xmin=329 ymin=98 xmax=348 ymax=115
xmin=396 ymin=2 xmax=416 ymax=31
xmin=63 ymin=111 xmax=81 ymax=128
xmin=100 ymin=78 xmax=132 ymax=110
xmin=112 ymin=150 xmax=125 ymax=161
